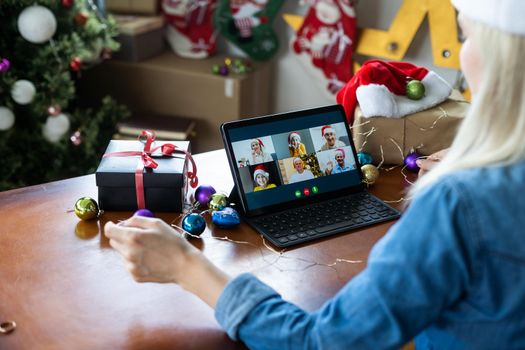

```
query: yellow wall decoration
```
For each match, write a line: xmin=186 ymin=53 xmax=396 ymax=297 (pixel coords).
xmin=283 ymin=0 xmax=462 ymax=69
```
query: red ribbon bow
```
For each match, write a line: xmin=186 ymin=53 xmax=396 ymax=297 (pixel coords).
xmin=103 ymin=130 xmax=198 ymax=209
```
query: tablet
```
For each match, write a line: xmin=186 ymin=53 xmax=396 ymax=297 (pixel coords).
xmin=221 ymin=104 xmax=365 ymax=217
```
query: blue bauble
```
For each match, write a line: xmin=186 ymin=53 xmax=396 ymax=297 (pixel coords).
xmin=212 ymin=207 xmax=241 ymax=228
xmin=357 ymin=152 xmax=373 ymax=166
xmin=182 ymin=213 xmax=206 ymax=236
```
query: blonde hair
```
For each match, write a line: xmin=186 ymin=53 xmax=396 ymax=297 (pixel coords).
xmin=410 ymin=18 xmax=525 ymax=197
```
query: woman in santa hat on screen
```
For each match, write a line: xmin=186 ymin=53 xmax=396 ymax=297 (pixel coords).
xmin=105 ymin=1 xmax=525 ymax=348
xmin=250 ymin=138 xmax=272 ymax=165
xmin=252 ymin=165 xmax=276 ymax=192
xmin=288 ymin=131 xmax=307 ymax=157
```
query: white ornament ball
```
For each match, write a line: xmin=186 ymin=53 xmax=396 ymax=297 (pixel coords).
xmin=0 ymin=106 xmax=15 ymax=131
xmin=11 ymin=79 xmax=37 ymax=105
xmin=43 ymin=127 xmax=62 ymax=143
xmin=17 ymin=5 xmax=57 ymax=44
xmin=42 ymin=114 xmax=70 ymax=142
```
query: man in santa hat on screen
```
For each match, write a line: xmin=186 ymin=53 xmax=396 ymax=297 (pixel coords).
xmin=319 ymin=124 xmax=346 ymax=151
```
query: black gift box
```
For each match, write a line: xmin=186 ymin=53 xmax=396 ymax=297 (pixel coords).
xmin=96 ymin=140 xmax=190 ymax=212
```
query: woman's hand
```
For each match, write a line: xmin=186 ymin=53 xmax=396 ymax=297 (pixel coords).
xmin=416 ymin=148 xmax=449 ymax=177
xmin=104 ymin=216 xmax=198 ymax=284
xmin=104 ymin=216 xmax=230 ymax=308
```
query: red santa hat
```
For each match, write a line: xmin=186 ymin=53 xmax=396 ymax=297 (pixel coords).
xmin=336 ymin=60 xmax=452 ymax=124
xmin=288 ymin=132 xmax=301 ymax=146
xmin=321 ymin=125 xmax=336 ymax=138
xmin=334 ymin=148 xmax=345 ymax=158
xmin=253 ymin=165 xmax=269 ymax=181
xmin=251 ymin=138 xmax=264 ymax=148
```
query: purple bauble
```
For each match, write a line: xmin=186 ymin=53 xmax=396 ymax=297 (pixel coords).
xmin=404 ymin=152 xmax=421 ymax=173
xmin=219 ymin=65 xmax=229 ymax=76
xmin=0 ymin=58 xmax=11 ymax=72
xmin=133 ymin=208 xmax=155 ymax=218
xmin=195 ymin=185 xmax=216 ymax=206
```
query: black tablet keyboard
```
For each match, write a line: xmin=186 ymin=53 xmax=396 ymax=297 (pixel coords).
xmin=247 ymin=192 xmax=401 ymax=248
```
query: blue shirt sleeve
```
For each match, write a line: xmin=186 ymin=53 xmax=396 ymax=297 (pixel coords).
xmin=215 ymin=179 xmax=477 ymax=350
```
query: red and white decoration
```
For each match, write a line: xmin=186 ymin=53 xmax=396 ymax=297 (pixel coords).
xmin=162 ymin=0 xmax=218 ymax=59
xmin=230 ymin=0 xmax=269 ymax=38
xmin=337 ymin=60 xmax=452 ymax=124
xmin=292 ymin=0 xmax=357 ymax=98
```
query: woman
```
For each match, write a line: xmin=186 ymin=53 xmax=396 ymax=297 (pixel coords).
xmin=288 ymin=132 xmax=307 ymax=157
xmin=252 ymin=165 xmax=276 ymax=192
xmin=104 ymin=2 xmax=525 ymax=348
xmin=250 ymin=138 xmax=273 ymax=165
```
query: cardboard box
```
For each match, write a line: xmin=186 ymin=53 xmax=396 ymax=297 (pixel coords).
xmin=80 ymin=52 xmax=272 ymax=152
xmin=106 ymin=0 xmax=159 ymax=15
xmin=96 ymin=139 xmax=190 ymax=212
xmin=113 ymin=15 xmax=165 ymax=62
xmin=352 ymin=96 xmax=470 ymax=164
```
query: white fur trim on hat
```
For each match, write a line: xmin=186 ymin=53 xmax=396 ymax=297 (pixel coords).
xmin=253 ymin=168 xmax=269 ymax=181
xmin=356 ymin=71 xmax=452 ymax=118
xmin=453 ymin=0 xmax=525 ymax=36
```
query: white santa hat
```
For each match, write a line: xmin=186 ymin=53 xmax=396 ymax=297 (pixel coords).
xmin=253 ymin=165 xmax=269 ymax=181
xmin=335 ymin=148 xmax=345 ymax=158
xmin=288 ymin=132 xmax=301 ymax=146
xmin=452 ymin=0 xmax=525 ymax=36
xmin=321 ymin=125 xmax=335 ymax=137
xmin=336 ymin=60 xmax=452 ymax=123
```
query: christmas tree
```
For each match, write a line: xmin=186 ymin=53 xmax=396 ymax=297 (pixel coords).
xmin=0 ymin=0 xmax=129 ymax=191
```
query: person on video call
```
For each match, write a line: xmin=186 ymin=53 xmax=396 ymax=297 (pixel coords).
xmin=288 ymin=157 xmax=314 ymax=183
xmin=325 ymin=148 xmax=352 ymax=175
xmin=319 ymin=124 xmax=346 ymax=151
xmin=105 ymin=1 xmax=525 ymax=348
xmin=250 ymin=138 xmax=272 ymax=165
xmin=288 ymin=132 xmax=307 ymax=157
xmin=252 ymin=165 xmax=276 ymax=192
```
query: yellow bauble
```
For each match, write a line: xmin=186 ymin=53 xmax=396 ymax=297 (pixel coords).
xmin=74 ymin=197 xmax=99 ymax=220
xmin=361 ymin=164 xmax=380 ymax=185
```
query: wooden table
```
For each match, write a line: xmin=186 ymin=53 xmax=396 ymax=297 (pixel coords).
xmin=0 ymin=150 xmax=415 ymax=349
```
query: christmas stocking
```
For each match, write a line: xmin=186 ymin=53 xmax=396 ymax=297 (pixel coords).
xmin=292 ymin=0 xmax=357 ymax=98
xmin=214 ymin=0 xmax=284 ymax=61
xmin=162 ymin=0 xmax=218 ymax=59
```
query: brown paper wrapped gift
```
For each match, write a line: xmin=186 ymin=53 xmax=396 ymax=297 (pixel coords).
xmin=352 ymin=96 xmax=470 ymax=165
xmin=106 ymin=0 xmax=159 ymax=15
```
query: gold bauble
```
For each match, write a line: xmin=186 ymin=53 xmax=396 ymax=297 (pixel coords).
xmin=361 ymin=164 xmax=380 ymax=185
xmin=74 ymin=197 xmax=99 ymax=220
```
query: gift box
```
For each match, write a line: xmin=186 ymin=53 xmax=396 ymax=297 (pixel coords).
xmin=106 ymin=0 xmax=160 ymax=15
xmin=352 ymin=94 xmax=470 ymax=164
xmin=79 ymin=52 xmax=271 ymax=152
xmin=113 ymin=15 xmax=165 ymax=62
xmin=96 ymin=138 xmax=192 ymax=212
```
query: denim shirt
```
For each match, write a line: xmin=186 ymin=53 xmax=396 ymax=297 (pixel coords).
xmin=215 ymin=161 xmax=525 ymax=350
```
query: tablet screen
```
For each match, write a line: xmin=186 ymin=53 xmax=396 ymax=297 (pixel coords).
xmin=222 ymin=105 xmax=364 ymax=215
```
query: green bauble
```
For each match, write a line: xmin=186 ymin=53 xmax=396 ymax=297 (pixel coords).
xmin=208 ymin=193 xmax=229 ymax=212
xmin=74 ymin=197 xmax=99 ymax=220
xmin=406 ymin=80 xmax=425 ymax=100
